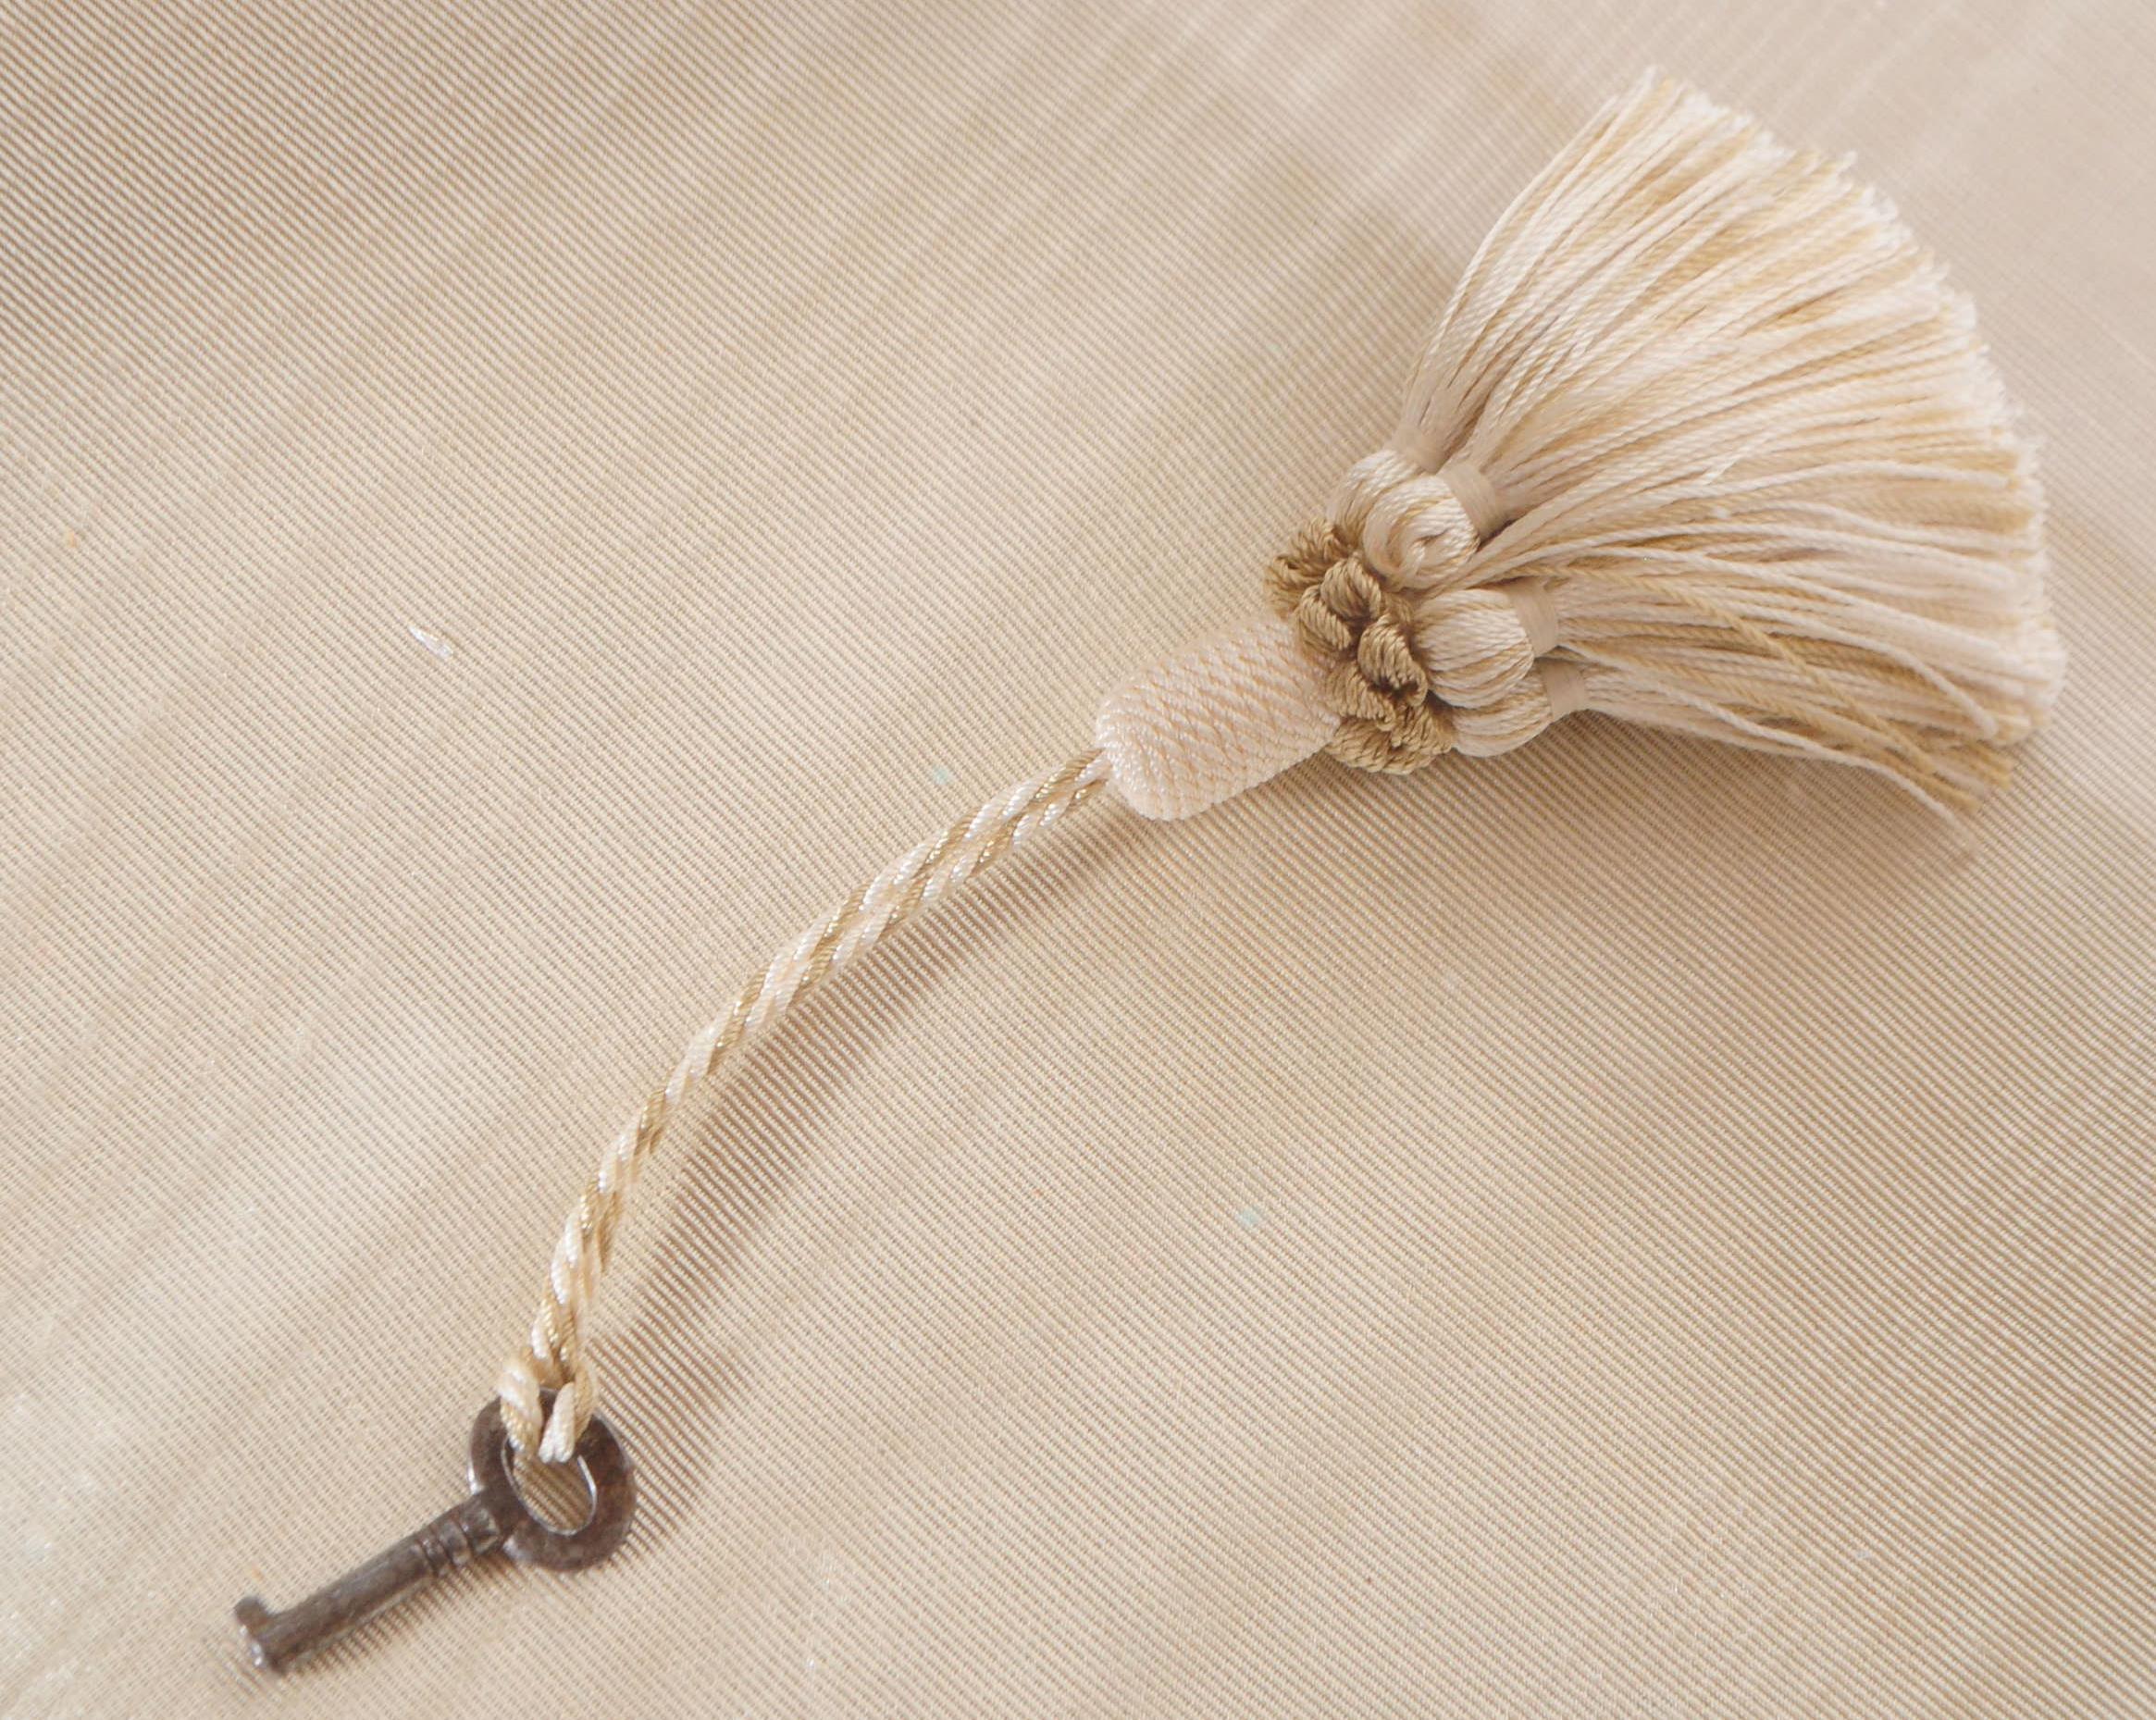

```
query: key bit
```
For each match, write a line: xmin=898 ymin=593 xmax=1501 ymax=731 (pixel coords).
xmin=234 ymin=1396 xmax=634 ymax=1673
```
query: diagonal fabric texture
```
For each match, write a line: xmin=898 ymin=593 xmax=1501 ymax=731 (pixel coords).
xmin=3 ymin=2 xmax=2151 ymax=1714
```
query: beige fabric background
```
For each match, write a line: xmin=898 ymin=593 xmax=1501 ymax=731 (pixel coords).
xmin=5 ymin=2 xmax=2151 ymax=1714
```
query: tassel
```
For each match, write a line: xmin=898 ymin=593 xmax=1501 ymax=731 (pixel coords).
xmin=485 ymin=75 xmax=2066 ymax=1474
xmin=1097 ymin=74 xmax=2063 ymax=819
xmin=245 ymin=78 xmax=2075 ymax=1650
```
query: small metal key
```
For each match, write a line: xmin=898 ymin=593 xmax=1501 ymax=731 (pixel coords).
xmin=233 ymin=1397 xmax=635 ymax=1673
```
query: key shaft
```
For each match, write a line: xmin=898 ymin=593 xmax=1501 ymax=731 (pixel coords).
xmin=234 ymin=1397 xmax=634 ymax=1673
xmin=235 ymin=1495 xmax=505 ymax=1671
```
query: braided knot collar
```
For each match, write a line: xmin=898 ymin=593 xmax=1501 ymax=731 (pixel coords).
xmin=1261 ymin=452 xmax=1584 ymax=774
xmin=1264 ymin=518 xmax=1455 ymax=773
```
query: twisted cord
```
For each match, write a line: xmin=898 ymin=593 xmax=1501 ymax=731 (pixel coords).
xmin=500 ymin=748 xmax=1110 ymax=1460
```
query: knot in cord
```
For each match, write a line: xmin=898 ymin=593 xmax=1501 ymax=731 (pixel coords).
xmin=1264 ymin=517 xmax=1455 ymax=773
xmin=1266 ymin=456 xmax=1584 ymax=772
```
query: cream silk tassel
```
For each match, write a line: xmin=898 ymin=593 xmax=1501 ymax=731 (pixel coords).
xmin=1098 ymin=74 xmax=2060 ymax=821
xmin=495 ymin=74 xmax=2061 ymax=1467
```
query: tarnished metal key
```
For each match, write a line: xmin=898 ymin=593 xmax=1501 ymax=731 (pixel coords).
xmin=233 ymin=1398 xmax=635 ymax=1673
